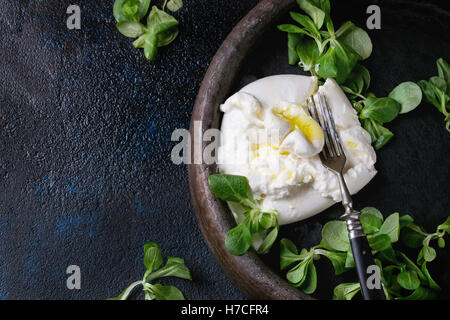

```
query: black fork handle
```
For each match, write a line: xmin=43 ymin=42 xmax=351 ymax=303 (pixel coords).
xmin=350 ymin=235 xmax=386 ymax=300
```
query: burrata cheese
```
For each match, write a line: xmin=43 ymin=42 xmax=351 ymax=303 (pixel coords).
xmin=217 ymin=75 xmax=376 ymax=225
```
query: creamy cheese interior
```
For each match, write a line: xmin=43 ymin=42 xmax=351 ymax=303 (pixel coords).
xmin=217 ymin=75 xmax=377 ymax=225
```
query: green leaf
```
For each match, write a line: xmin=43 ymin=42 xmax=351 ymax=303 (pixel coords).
xmin=344 ymin=64 xmax=370 ymax=95
xmin=430 ymin=76 xmax=447 ymax=93
xmin=421 ymin=262 xmax=440 ymax=290
xmin=361 ymin=207 xmax=383 ymax=220
xmin=388 ymin=82 xmax=422 ymax=114
xmin=333 ymin=282 xmax=361 ymax=300
xmin=334 ymin=40 xmax=360 ymax=84
xmin=379 ymin=212 xmax=400 ymax=243
xmin=418 ymin=75 xmax=449 ymax=133
xmin=143 ymin=33 xmax=158 ymax=60
xmin=287 ymin=33 xmax=302 ymax=65
xmin=208 ymin=174 xmax=252 ymax=204
xmin=321 ymin=220 xmax=350 ymax=252
xmin=109 ymin=241 xmax=191 ymax=301
xmin=400 ymin=225 xmax=425 ymax=248
xmin=148 ymin=284 xmax=185 ymax=300
xmin=380 ymin=264 xmax=396 ymax=288
xmin=133 ymin=34 xmax=146 ymax=48
xmin=436 ymin=58 xmax=450 ymax=94
xmin=360 ymin=209 xmax=383 ymax=234
xmin=113 ymin=0 xmax=151 ymax=22
xmin=438 ymin=237 xmax=445 ymax=248
xmin=417 ymin=248 xmax=425 ymax=265
xmin=249 ymin=210 xmax=263 ymax=234
xmin=147 ymin=6 xmax=179 ymax=35
xmin=148 ymin=256 xmax=192 ymax=280
xmin=259 ymin=212 xmax=276 ymax=230
xmin=325 ymin=18 xmax=334 ymax=35
xmin=417 ymin=80 xmax=441 ymax=112
xmin=156 ymin=27 xmax=179 ymax=47
xmin=122 ymin=1 xmax=139 ymax=18
xmin=257 ymin=223 xmax=279 ymax=255
xmin=345 ymin=250 xmax=355 ymax=268
xmin=420 ymin=244 xmax=436 ymax=263
xmin=397 ymin=271 xmax=420 ymax=290
xmin=362 ymin=119 xmax=394 ymax=150
xmin=277 ymin=24 xmax=311 ymax=36
xmin=131 ymin=5 xmax=179 ymax=50
xmin=437 ymin=58 xmax=450 ymax=80
xmin=376 ymin=246 xmax=398 ymax=264
xmin=225 ymin=223 xmax=252 ymax=255
xmin=116 ymin=21 xmax=146 ymax=38
xmin=296 ymin=38 xmax=320 ymax=72
xmin=368 ymin=233 xmax=392 ymax=252
xmin=437 ymin=217 xmax=450 ymax=233
xmin=352 ymin=99 xmax=364 ymax=113
xmin=296 ymin=0 xmax=328 ymax=29
xmin=317 ymin=46 xmax=338 ymax=79
xmin=143 ymin=242 xmax=163 ymax=273
xmin=166 ymin=0 xmax=183 ymax=12
xmin=315 ymin=249 xmax=347 ymax=275
xmin=419 ymin=61 xmax=450 ymax=131
xmin=365 ymin=92 xmax=377 ymax=105
xmin=398 ymin=286 xmax=437 ymax=300
xmin=338 ymin=24 xmax=372 ymax=60
xmin=286 ymin=258 xmax=311 ymax=286
xmin=318 ymin=40 xmax=359 ymax=84
xmin=360 ymin=97 xmax=401 ymax=124
xmin=289 ymin=12 xmax=321 ymax=39
xmin=399 ymin=214 xmax=414 ymax=229
xmin=397 ymin=251 xmax=427 ymax=282
xmin=299 ymin=261 xmax=317 ymax=294
xmin=280 ymin=238 xmax=304 ymax=270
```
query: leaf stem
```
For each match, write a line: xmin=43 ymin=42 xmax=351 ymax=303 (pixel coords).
xmin=120 ymin=280 xmax=143 ymax=300
xmin=241 ymin=198 xmax=259 ymax=210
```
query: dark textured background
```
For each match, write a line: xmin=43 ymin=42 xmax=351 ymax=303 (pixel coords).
xmin=0 ymin=0 xmax=448 ymax=300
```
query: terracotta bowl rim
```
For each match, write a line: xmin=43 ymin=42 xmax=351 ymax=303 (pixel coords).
xmin=187 ymin=0 xmax=310 ymax=300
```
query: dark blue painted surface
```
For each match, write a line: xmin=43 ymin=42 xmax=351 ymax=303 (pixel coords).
xmin=0 ymin=0 xmax=259 ymax=300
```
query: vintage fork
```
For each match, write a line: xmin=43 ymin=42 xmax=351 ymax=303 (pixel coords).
xmin=307 ymin=93 xmax=385 ymax=300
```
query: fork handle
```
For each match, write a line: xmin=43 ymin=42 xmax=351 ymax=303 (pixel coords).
xmin=337 ymin=173 xmax=385 ymax=300
xmin=350 ymin=233 xmax=386 ymax=300
xmin=343 ymin=208 xmax=385 ymax=300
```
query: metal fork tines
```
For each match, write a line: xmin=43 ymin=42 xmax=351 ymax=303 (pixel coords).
xmin=307 ymin=93 xmax=344 ymax=164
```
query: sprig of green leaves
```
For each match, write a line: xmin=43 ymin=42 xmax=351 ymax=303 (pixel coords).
xmin=356 ymin=81 xmax=422 ymax=150
xmin=418 ymin=58 xmax=450 ymax=132
xmin=278 ymin=0 xmax=423 ymax=149
xmin=113 ymin=0 xmax=183 ymax=60
xmin=400 ymin=216 xmax=449 ymax=265
xmin=278 ymin=1 xmax=371 ymax=84
xmin=280 ymin=207 xmax=449 ymax=300
xmin=208 ymin=174 xmax=279 ymax=255
xmin=108 ymin=241 xmax=191 ymax=300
